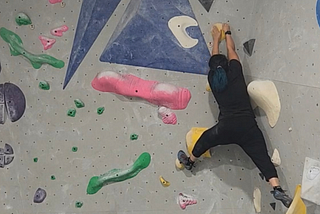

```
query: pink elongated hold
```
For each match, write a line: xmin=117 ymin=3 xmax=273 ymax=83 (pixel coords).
xmin=178 ymin=193 xmax=197 ymax=210
xmin=91 ymin=71 xmax=191 ymax=110
xmin=38 ymin=36 xmax=56 ymax=50
xmin=48 ymin=0 xmax=62 ymax=4
xmin=51 ymin=25 xmax=69 ymax=37
xmin=158 ymin=106 xmax=177 ymax=125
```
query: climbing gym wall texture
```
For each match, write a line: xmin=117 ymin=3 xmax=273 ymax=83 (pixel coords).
xmin=247 ymin=0 xmax=320 ymax=214
xmin=0 ymin=0 xmax=316 ymax=214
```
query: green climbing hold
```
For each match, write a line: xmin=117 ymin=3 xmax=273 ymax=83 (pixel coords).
xmin=15 ymin=12 xmax=32 ymax=26
xmin=51 ymin=175 xmax=56 ymax=180
xmin=39 ymin=81 xmax=50 ymax=90
xmin=0 ymin=27 xmax=64 ymax=69
xmin=33 ymin=157 xmax=38 ymax=162
xmin=74 ymin=99 xmax=84 ymax=108
xmin=97 ymin=107 xmax=105 ymax=115
xmin=130 ymin=134 xmax=138 ymax=140
xmin=86 ymin=152 xmax=151 ymax=195
xmin=67 ymin=108 xmax=76 ymax=117
xmin=75 ymin=201 xmax=83 ymax=208
xmin=72 ymin=147 xmax=78 ymax=152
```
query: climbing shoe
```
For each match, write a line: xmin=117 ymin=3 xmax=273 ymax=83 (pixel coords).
xmin=271 ymin=187 xmax=293 ymax=208
xmin=178 ymin=150 xmax=194 ymax=170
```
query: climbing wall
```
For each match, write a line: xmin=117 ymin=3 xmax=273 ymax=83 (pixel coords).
xmin=0 ymin=0 xmax=307 ymax=213
xmin=247 ymin=0 xmax=320 ymax=213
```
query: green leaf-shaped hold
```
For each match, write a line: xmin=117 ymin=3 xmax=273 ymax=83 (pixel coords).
xmin=39 ymin=81 xmax=50 ymax=90
xmin=15 ymin=12 xmax=32 ymax=26
xmin=87 ymin=152 xmax=151 ymax=194
xmin=74 ymin=99 xmax=85 ymax=108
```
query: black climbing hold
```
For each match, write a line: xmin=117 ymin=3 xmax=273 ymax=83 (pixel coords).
xmin=258 ymin=172 xmax=264 ymax=180
xmin=0 ymin=84 xmax=5 ymax=124
xmin=33 ymin=188 xmax=47 ymax=203
xmin=198 ymin=0 xmax=214 ymax=12
xmin=270 ymin=202 xmax=276 ymax=210
xmin=0 ymin=154 xmax=4 ymax=168
xmin=4 ymin=156 xmax=14 ymax=165
xmin=4 ymin=143 xmax=14 ymax=155
xmin=4 ymin=83 xmax=26 ymax=122
xmin=243 ymin=39 xmax=256 ymax=56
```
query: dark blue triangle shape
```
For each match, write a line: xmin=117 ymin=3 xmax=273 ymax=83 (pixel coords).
xmin=198 ymin=0 xmax=214 ymax=12
xmin=63 ymin=0 xmax=121 ymax=89
xmin=100 ymin=0 xmax=211 ymax=75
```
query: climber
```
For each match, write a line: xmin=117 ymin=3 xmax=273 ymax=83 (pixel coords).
xmin=178 ymin=23 xmax=293 ymax=208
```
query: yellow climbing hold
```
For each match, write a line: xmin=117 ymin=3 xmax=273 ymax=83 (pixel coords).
xmin=286 ymin=184 xmax=306 ymax=214
xmin=159 ymin=176 xmax=170 ymax=187
xmin=186 ymin=127 xmax=211 ymax=158
xmin=175 ymin=158 xmax=184 ymax=170
xmin=213 ymin=23 xmax=226 ymax=42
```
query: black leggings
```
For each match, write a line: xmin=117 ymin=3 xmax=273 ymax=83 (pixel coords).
xmin=192 ymin=117 xmax=278 ymax=181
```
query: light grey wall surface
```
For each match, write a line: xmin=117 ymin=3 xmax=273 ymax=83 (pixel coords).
xmin=246 ymin=0 xmax=320 ymax=213
xmin=2 ymin=0 xmax=318 ymax=213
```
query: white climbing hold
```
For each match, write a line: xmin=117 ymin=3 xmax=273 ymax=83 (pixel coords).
xmin=168 ymin=16 xmax=199 ymax=48
xmin=289 ymin=127 xmax=293 ymax=132
xmin=247 ymin=80 xmax=281 ymax=128
xmin=253 ymin=187 xmax=261 ymax=213
xmin=271 ymin=148 xmax=281 ymax=167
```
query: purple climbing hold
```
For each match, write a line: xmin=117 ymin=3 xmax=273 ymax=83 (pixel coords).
xmin=0 ymin=155 xmax=4 ymax=168
xmin=4 ymin=156 xmax=14 ymax=165
xmin=33 ymin=188 xmax=47 ymax=203
xmin=4 ymin=143 xmax=14 ymax=155
xmin=0 ymin=84 xmax=5 ymax=124
xmin=4 ymin=83 xmax=26 ymax=122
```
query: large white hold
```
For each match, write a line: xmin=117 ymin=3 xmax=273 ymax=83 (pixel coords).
xmin=168 ymin=15 xmax=199 ymax=48
xmin=247 ymin=80 xmax=281 ymax=128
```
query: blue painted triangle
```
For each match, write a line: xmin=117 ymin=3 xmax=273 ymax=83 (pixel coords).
xmin=100 ymin=0 xmax=211 ymax=75
xmin=63 ymin=0 xmax=121 ymax=89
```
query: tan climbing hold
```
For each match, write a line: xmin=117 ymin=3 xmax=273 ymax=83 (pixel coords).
xmin=247 ymin=80 xmax=281 ymax=128
xmin=253 ymin=187 xmax=261 ymax=213
xmin=175 ymin=158 xmax=184 ymax=170
xmin=186 ymin=127 xmax=211 ymax=158
xmin=206 ymin=82 xmax=211 ymax=92
xmin=271 ymin=148 xmax=281 ymax=167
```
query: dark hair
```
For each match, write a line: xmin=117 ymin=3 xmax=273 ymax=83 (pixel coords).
xmin=208 ymin=54 xmax=229 ymax=92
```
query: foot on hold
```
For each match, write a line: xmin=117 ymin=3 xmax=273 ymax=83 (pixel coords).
xmin=178 ymin=193 xmax=197 ymax=209
xmin=177 ymin=150 xmax=194 ymax=170
xmin=271 ymin=187 xmax=293 ymax=208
